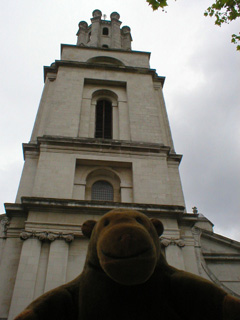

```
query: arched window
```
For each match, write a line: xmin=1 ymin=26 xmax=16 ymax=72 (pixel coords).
xmin=102 ymin=44 xmax=109 ymax=48
xmin=95 ymin=99 xmax=112 ymax=139
xmin=102 ymin=27 xmax=109 ymax=36
xmin=84 ymin=167 xmax=121 ymax=202
xmin=91 ymin=181 xmax=114 ymax=201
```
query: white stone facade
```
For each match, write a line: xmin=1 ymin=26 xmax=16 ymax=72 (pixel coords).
xmin=0 ymin=10 xmax=240 ymax=320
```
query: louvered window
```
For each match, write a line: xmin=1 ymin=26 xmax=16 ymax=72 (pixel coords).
xmin=103 ymin=27 xmax=109 ymax=36
xmin=88 ymin=32 xmax=91 ymax=42
xmin=91 ymin=181 xmax=114 ymax=201
xmin=95 ymin=100 xmax=112 ymax=139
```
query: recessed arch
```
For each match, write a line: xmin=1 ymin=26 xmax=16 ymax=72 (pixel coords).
xmin=92 ymin=89 xmax=118 ymax=107
xmin=87 ymin=56 xmax=125 ymax=66
xmin=73 ymin=161 xmax=133 ymax=203
xmin=82 ymin=166 xmax=121 ymax=183
xmin=85 ymin=167 xmax=121 ymax=202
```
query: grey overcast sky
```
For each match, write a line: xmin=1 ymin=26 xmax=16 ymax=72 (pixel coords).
xmin=0 ymin=0 xmax=239 ymax=240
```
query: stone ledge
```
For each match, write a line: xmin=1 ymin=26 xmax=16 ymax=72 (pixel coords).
xmin=61 ymin=43 xmax=151 ymax=55
xmin=202 ymin=253 xmax=240 ymax=261
xmin=200 ymin=228 xmax=240 ymax=249
xmin=181 ymin=214 xmax=214 ymax=227
xmin=44 ymin=59 xmax=165 ymax=86
xmin=22 ymin=136 xmax=182 ymax=163
xmin=5 ymin=197 xmax=185 ymax=218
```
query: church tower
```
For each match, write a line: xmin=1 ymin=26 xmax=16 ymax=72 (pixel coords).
xmin=14 ymin=8 xmax=186 ymax=211
xmin=1 ymin=10 xmax=240 ymax=320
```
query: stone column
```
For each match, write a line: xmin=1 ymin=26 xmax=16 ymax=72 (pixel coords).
xmin=33 ymin=242 xmax=50 ymax=299
xmin=44 ymin=239 xmax=69 ymax=292
xmin=8 ymin=238 xmax=42 ymax=320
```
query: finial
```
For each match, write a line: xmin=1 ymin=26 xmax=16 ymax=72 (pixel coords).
xmin=110 ymin=12 xmax=120 ymax=21
xmin=92 ymin=9 xmax=102 ymax=18
xmin=103 ymin=14 xmax=107 ymax=20
xmin=192 ymin=206 xmax=198 ymax=214
xmin=121 ymin=26 xmax=131 ymax=34
xmin=78 ymin=21 xmax=88 ymax=29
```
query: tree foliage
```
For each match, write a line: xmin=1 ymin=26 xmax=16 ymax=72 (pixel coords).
xmin=147 ymin=0 xmax=240 ymax=50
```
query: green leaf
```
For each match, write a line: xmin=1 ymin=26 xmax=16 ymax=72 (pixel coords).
xmin=146 ymin=0 xmax=240 ymax=51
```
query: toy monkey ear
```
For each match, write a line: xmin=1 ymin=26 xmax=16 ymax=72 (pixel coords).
xmin=82 ymin=220 xmax=97 ymax=239
xmin=150 ymin=219 xmax=164 ymax=236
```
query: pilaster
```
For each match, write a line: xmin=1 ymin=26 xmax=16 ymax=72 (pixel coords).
xmin=0 ymin=237 xmax=22 ymax=319
xmin=8 ymin=238 xmax=41 ymax=320
xmin=161 ymin=238 xmax=186 ymax=270
xmin=44 ymin=239 xmax=69 ymax=292
xmin=118 ymin=101 xmax=130 ymax=140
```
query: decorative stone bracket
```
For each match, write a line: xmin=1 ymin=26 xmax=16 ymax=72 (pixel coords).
xmin=1 ymin=216 xmax=11 ymax=237
xmin=160 ymin=237 xmax=185 ymax=248
xmin=20 ymin=230 xmax=74 ymax=243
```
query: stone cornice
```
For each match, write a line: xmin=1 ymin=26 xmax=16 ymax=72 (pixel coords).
xmin=61 ymin=43 xmax=151 ymax=56
xmin=4 ymin=203 xmax=27 ymax=217
xmin=5 ymin=197 xmax=185 ymax=218
xmin=44 ymin=60 xmax=165 ymax=86
xmin=180 ymin=213 xmax=214 ymax=227
xmin=200 ymin=228 xmax=240 ymax=248
xmin=22 ymin=136 xmax=182 ymax=163
xmin=5 ymin=198 xmax=221 ymax=231
xmin=202 ymin=253 xmax=240 ymax=261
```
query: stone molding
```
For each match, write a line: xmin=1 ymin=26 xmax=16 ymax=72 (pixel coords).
xmin=0 ymin=216 xmax=11 ymax=238
xmin=25 ymin=135 xmax=173 ymax=154
xmin=44 ymin=56 xmax=165 ymax=86
xmin=5 ymin=197 xmax=185 ymax=217
xmin=20 ymin=230 xmax=74 ymax=243
xmin=160 ymin=237 xmax=185 ymax=247
xmin=47 ymin=73 xmax=57 ymax=82
xmin=22 ymin=136 xmax=183 ymax=165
